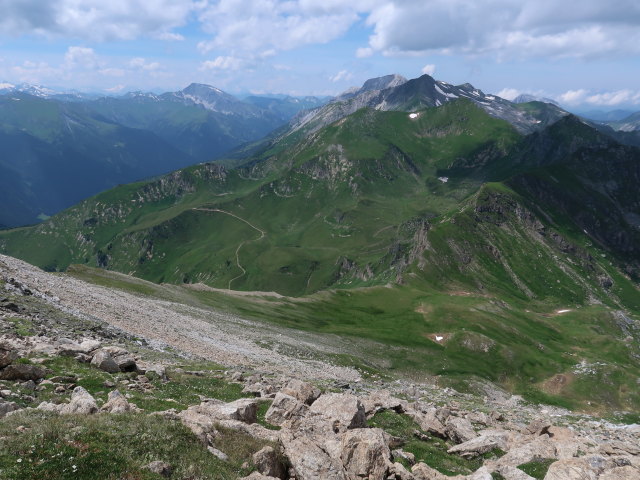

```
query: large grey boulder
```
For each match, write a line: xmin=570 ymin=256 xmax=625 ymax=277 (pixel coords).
xmin=543 ymin=458 xmax=595 ymax=480
xmin=361 ymin=390 xmax=407 ymax=416
xmin=280 ymin=430 xmax=345 ymax=480
xmin=409 ymin=408 xmax=447 ymax=438
xmin=0 ymin=399 xmax=19 ymax=418
xmin=447 ymin=430 xmax=510 ymax=458
xmin=90 ymin=350 xmax=120 ymax=373
xmin=0 ymin=363 xmax=46 ymax=381
xmin=599 ymin=466 xmax=640 ymax=480
xmin=101 ymin=389 xmax=138 ymax=413
xmin=61 ymin=386 xmax=99 ymax=414
xmin=101 ymin=346 xmax=138 ymax=372
xmin=281 ymin=378 xmax=321 ymax=405
xmin=445 ymin=417 xmax=478 ymax=444
xmin=308 ymin=393 xmax=366 ymax=431
xmin=264 ymin=392 xmax=308 ymax=427
xmin=340 ymin=428 xmax=393 ymax=480
xmin=252 ymin=446 xmax=286 ymax=479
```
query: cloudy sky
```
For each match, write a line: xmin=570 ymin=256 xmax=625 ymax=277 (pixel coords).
xmin=1 ymin=0 xmax=639 ymax=110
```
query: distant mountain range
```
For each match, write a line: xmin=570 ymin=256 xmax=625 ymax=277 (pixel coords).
xmin=0 ymin=83 xmax=327 ymax=227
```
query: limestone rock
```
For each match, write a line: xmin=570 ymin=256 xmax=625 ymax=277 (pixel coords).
xmin=309 ymin=393 xmax=366 ymax=431
xmin=445 ymin=417 xmax=477 ymax=444
xmin=543 ymin=458 xmax=596 ymax=480
xmin=281 ymin=378 xmax=321 ymax=405
xmin=525 ymin=417 xmax=551 ymax=436
xmin=599 ymin=466 xmax=640 ymax=480
xmin=362 ymin=390 xmax=407 ymax=416
xmin=281 ymin=429 xmax=345 ymax=480
xmin=253 ymin=446 xmax=286 ymax=479
xmin=468 ymin=466 xmax=493 ymax=480
xmin=412 ymin=462 xmax=458 ymax=480
xmin=390 ymin=462 xmax=415 ymax=480
xmin=91 ymin=350 xmax=120 ymax=374
xmin=60 ymin=386 xmax=99 ymax=414
xmin=239 ymin=473 xmax=281 ymax=480
xmin=101 ymin=389 xmax=138 ymax=413
xmin=447 ymin=430 xmax=509 ymax=458
xmin=264 ymin=392 xmax=308 ymax=427
xmin=0 ymin=363 xmax=46 ymax=381
xmin=208 ymin=446 xmax=229 ymax=460
xmin=495 ymin=465 xmax=536 ymax=480
xmin=409 ymin=407 xmax=447 ymax=438
xmin=341 ymin=428 xmax=392 ymax=480
xmin=101 ymin=346 xmax=138 ymax=372
xmin=0 ymin=343 xmax=18 ymax=368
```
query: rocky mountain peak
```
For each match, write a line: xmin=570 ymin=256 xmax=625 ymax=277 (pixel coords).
xmin=360 ymin=73 xmax=408 ymax=92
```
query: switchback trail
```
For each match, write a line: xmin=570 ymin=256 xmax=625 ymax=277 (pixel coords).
xmin=192 ymin=208 xmax=266 ymax=289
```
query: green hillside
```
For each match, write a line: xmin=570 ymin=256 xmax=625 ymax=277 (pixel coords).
xmin=2 ymin=98 xmax=639 ymax=411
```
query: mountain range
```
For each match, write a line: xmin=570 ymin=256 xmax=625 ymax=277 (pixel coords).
xmin=0 ymin=83 xmax=326 ymax=227
xmin=1 ymin=73 xmax=639 ymax=410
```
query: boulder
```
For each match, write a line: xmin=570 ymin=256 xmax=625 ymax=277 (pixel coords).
xmin=280 ymin=430 xmax=345 ymax=480
xmin=525 ymin=417 xmax=552 ymax=436
xmin=445 ymin=417 xmax=477 ymax=444
xmin=494 ymin=466 xmax=535 ymax=480
xmin=58 ymin=339 xmax=101 ymax=356
xmin=0 ymin=364 xmax=46 ymax=381
xmin=486 ymin=435 xmax=557 ymax=471
xmin=264 ymin=392 xmax=308 ymax=427
xmin=208 ymin=398 xmax=258 ymax=423
xmin=0 ymin=399 xmax=19 ymax=418
xmin=0 ymin=343 xmax=18 ymax=368
xmin=253 ymin=446 xmax=286 ymax=479
xmin=390 ymin=462 xmax=415 ymax=480
xmin=447 ymin=430 xmax=509 ymax=458
xmin=361 ymin=390 xmax=407 ymax=416
xmin=412 ymin=462 xmax=457 ymax=480
xmin=101 ymin=389 xmax=138 ymax=413
xmin=409 ymin=407 xmax=447 ymax=438
xmin=599 ymin=466 xmax=640 ymax=480
xmin=60 ymin=386 xmax=99 ymax=414
xmin=468 ymin=466 xmax=493 ymax=480
xmin=101 ymin=346 xmax=138 ymax=372
xmin=340 ymin=428 xmax=392 ymax=480
xmin=239 ymin=473 xmax=281 ymax=480
xmin=543 ymin=458 xmax=596 ymax=480
xmin=308 ymin=393 xmax=366 ymax=431
xmin=281 ymin=378 xmax=321 ymax=405
xmin=91 ymin=350 xmax=120 ymax=374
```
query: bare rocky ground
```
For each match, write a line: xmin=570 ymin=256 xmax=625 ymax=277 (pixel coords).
xmin=1 ymin=254 xmax=639 ymax=480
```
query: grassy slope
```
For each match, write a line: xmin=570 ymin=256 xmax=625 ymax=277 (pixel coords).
xmin=2 ymin=99 xmax=640 ymax=411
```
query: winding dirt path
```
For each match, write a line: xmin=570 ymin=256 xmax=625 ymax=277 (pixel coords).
xmin=192 ymin=208 xmax=266 ymax=289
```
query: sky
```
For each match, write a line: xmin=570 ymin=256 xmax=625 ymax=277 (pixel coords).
xmin=1 ymin=0 xmax=640 ymax=110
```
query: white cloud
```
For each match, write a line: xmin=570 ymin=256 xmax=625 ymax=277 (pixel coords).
xmin=360 ymin=0 xmax=640 ymax=60
xmin=0 ymin=0 xmax=195 ymax=41
xmin=585 ymin=90 xmax=640 ymax=106
xmin=557 ymin=89 xmax=588 ymax=105
xmin=356 ymin=47 xmax=374 ymax=58
xmin=496 ymin=88 xmax=521 ymax=101
xmin=128 ymin=57 xmax=160 ymax=71
xmin=105 ymin=84 xmax=125 ymax=92
xmin=154 ymin=32 xmax=185 ymax=41
xmin=329 ymin=69 xmax=353 ymax=82
xmin=421 ymin=64 xmax=436 ymax=76
xmin=200 ymin=56 xmax=245 ymax=71
xmin=64 ymin=46 xmax=99 ymax=69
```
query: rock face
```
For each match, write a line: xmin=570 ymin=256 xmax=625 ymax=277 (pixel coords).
xmin=265 ymin=392 xmax=308 ymax=427
xmin=0 ymin=343 xmax=18 ymax=368
xmin=341 ymin=428 xmax=392 ymax=480
xmin=281 ymin=379 xmax=320 ymax=405
xmin=252 ymin=446 xmax=286 ymax=479
xmin=308 ymin=393 xmax=366 ymax=431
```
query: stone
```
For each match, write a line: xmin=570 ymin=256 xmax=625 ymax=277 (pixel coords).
xmin=91 ymin=350 xmax=120 ymax=374
xmin=264 ymin=393 xmax=308 ymax=427
xmin=599 ymin=466 xmax=640 ymax=480
xmin=208 ymin=398 xmax=258 ymax=423
xmin=145 ymin=461 xmax=173 ymax=478
xmin=361 ymin=390 xmax=407 ymax=416
xmin=239 ymin=473 xmax=281 ymax=480
xmin=447 ymin=430 xmax=509 ymax=458
xmin=525 ymin=417 xmax=552 ymax=436
xmin=308 ymin=393 xmax=366 ymax=431
xmin=0 ymin=364 xmax=46 ymax=381
xmin=409 ymin=408 xmax=447 ymax=438
xmin=392 ymin=449 xmax=416 ymax=465
xmin=390 ymin=462 xmax=415 ymax=480
xmin=486 ymin=435 xmax=556 ymax=472
xmin=412 ymin=462 xmax=452 ymax=480
xmin=468 ymin=466 xmax=493 ymax=480
xmin=495 ymin=465 xmax=535 ymax=480
xmin=281 ymin=378 xmax=321 ymax=405
xmin=101 ymin=346 xmax=138 ymax=372
xmin=341 ymin=428 xmax=392 ymax=480
xmin=0 ymin=399 xmax=19 ymax=418
xmin=60 ymin=386 xmax=99 ymax=415
xmin=207 ymin=446 xmax=229 ymax=461
xmin=445 ymin=417 xmax=478 ymax=444
xmin=253 ymin=446 xmax=286 ymax=479
xmin=543 ymin=458 xmax=596 ymax=480
xmin=101 ymin=389 xmax=137 ymax=413
xmin=0 ymin=343 xmax=18 ymax=368
xmin=280 ymin=431 xmax=344 ymax=480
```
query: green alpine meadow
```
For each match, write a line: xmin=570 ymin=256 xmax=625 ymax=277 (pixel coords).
xmin=2 ymin=74 xmax=639 ymax=412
